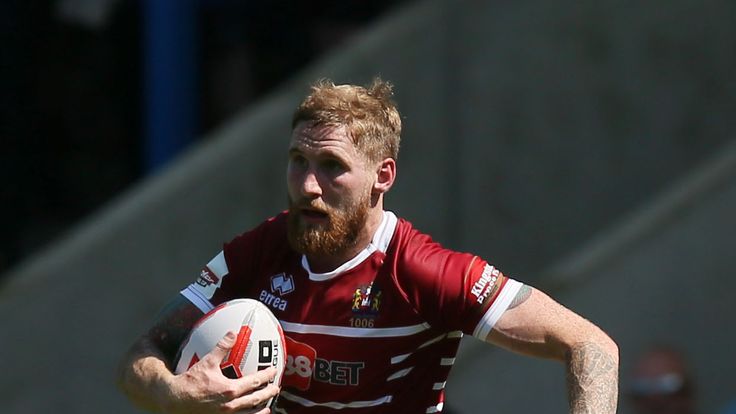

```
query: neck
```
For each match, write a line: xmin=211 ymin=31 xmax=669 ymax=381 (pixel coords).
xmin=306 ymin=208 xmax=384 ymax=273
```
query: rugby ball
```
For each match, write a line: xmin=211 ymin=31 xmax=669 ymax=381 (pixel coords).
xmin=175 ymin=299 xmax=286 ymax=395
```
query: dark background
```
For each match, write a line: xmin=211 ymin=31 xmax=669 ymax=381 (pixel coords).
xmin=0 ymin=0 xmax=409 ymax=276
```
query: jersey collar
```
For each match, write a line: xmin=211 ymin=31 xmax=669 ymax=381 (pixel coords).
xmin=303 ymin=211 xmax=398 ymax=282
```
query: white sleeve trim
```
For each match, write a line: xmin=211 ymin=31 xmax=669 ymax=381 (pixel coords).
xmin=472 ymin=279 xmax=523 ymax=340
xmin=207 ymin=251 xmax=229 ymax=277
xmin=181 ymin=285 xmax=215 ymax=314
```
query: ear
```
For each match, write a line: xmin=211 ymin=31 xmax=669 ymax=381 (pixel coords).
xmin=373 ymin=158 xmax=396 ymax=195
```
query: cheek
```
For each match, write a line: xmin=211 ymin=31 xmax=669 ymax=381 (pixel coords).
xmin=336 ymin=181 xmax=371 ymax=208
xmin=316 ymin=178 xmax=349 ymax=205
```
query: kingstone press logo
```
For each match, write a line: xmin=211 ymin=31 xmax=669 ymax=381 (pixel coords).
xmin=470 ymin=264 xmax=503 ymax=305
xmin=259 ymin=273 xmax=294 ymax=311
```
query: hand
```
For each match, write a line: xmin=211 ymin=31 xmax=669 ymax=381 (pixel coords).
xmin=165 ymin=331 xmax=280 ymax=414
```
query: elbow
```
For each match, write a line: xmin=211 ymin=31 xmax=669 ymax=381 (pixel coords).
xmin=601 ymin=333 xmax=619 ymax=365
xmin=570 ymin=326 xmax=620 ymax=367
xmin=605 ymin=335 xmax=619 ymax=364
xmin=115 ymin=339 xmax=151 ymax=401
xmin=560 ymin=321 xmax=619 ymax=367
xmin=587 ymin=322 xmax=619 ymax=365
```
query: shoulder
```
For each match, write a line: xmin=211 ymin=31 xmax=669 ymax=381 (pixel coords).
xmin=389 ymin=216 xmax=456 ymax=264
xmin=389 ymin=216 xmax=435 ymax=252
xmin=388 ymin=216 xmax=475 ymax=283
xmin=223 ymin=212 xmax=293 ymax=267
xmin=227 ymin=212 xmax=289 ymax=249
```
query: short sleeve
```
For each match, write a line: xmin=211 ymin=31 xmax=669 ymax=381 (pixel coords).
xmin=180 ymin=215 xmax=285 ymax=313
xmin=180 ymin=250 xmax=232 ymax=313
xmin=393 ymin=228 xmax=522 ymax=340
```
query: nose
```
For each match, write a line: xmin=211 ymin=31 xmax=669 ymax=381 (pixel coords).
xmin=300 ymin=169 xmax=322 ymax=198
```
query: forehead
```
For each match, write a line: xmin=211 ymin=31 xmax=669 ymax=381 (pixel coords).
xmin=289 ymin=122 xmax=358 ymax=157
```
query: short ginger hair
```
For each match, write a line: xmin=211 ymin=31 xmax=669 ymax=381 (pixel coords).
xmin=292 ymin=78 xmax=402 ymax=163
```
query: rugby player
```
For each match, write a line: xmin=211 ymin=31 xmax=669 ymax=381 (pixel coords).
xmin=118 ymin=78 xmax=619 ymax=413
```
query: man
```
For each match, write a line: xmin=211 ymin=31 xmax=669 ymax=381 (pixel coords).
xmin=118 ymin=78 xmax=619 ymax=413
xmin=629 ymin=346 xmax=696 ymax=414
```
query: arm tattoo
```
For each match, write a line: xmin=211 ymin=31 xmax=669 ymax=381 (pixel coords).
xmin=566 ymin=342 xmax=619 ymax=414
xmin=507 ymin=284 xmax=532 ymax=309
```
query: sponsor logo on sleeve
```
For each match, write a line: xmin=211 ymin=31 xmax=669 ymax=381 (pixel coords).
xmin=470 ymin=264 xmax=505 ymax=305
xmin=194 ymin=252 xmax=228 ymax=300
xmin=196 ymin=268 xmax=220 ymax=287
xmin=194 ymin=267 xmax=225 ymax=300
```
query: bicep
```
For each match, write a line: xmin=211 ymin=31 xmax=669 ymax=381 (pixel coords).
xmin=485 ymin=287 xmax=603 ymax=361
xmin=143 ymin=293 xmax=204 ymax=364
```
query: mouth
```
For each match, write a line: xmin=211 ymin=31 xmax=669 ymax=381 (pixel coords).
xmin=299 ymin=207 xmax=329 ymax=223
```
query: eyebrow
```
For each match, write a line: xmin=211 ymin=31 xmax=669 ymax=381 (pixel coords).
xmin=288 ymin=146 xmax=349 ymax=163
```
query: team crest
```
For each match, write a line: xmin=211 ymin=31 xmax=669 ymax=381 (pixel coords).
xmin=351 ymin=282 xmax=382 ymax=316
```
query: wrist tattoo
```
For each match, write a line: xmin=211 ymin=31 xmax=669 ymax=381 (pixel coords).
xmin=566 ymin=342 xmax=618 ymax=414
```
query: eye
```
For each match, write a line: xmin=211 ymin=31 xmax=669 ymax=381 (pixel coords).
xmin=322 ymin=159 xmax=346 ymax=174
xmin=290 ymin=154 xmax=308 ymax=169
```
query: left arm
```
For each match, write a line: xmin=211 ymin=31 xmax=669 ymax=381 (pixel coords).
xmin=486 ymin=285 xmax=619 ymax=414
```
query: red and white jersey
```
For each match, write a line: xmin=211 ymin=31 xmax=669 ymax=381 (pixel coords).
xmin=181 ymin=211 xmax=522 ymax=413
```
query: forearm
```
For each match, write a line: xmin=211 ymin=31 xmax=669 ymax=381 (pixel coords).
xmin=117 ymin=339 xmax=178 ymax=413
xmin=484 ymin=287 xmax=620 ymax=412
xmin=565 ymin=338 xmax=619 ymax=414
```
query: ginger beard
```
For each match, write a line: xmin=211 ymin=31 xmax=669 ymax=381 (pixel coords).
xmin=287 ymin=187 xmax=371 ymax=257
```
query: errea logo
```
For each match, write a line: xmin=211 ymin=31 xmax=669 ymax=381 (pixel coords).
xmin=271 ymin=273 xmax=295 ymax=295
xmin=259 ymin=273 xmax=295 ymax=312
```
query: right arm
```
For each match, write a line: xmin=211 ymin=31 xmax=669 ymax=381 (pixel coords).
xmin=117 ymin=294 xmax=278 ymax=414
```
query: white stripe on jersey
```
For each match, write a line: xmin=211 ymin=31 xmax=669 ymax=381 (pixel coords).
xmin=391 ymin=353 xmax=411 ymax=364
xmin=386 ymin=367 xmax=413 ymax=381
xmin=279 ymin=320 xmax=430 ymax=338
xmin=181 ymin=286 xmax=215 ymax=313
xmin=391 ymin=330 xmax=463 ymax=365
xmin=432 ymin=382 xmax=446 ymax=390
xmin=440 ymin=358 xmax=456 ymax=366
xmin=418 ymin=333 xmax=446 ymax=349
xmin=472 ymin=278 xmax=524 ymax=340
xmin=279 ymin=391 xmax=393 ymax=409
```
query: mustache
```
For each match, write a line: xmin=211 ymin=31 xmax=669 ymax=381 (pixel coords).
xmin=288 ymin=198 xmax=330 ymax=215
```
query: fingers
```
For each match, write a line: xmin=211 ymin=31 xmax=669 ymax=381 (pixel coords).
xmin=235 ymin=407 xmax=271 ymax=414
xmin=218 ymin=370 xmax=278 ymax=413
xmin=232 ymin=367 xmax=277 ymax=394
xmin=220 ymin=384 xmax=280 ymax=413
xmin=207 ymin=331 xmax=237 ymax=362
